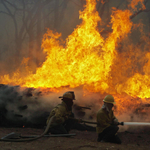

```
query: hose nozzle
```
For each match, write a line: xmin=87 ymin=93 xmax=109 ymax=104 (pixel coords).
xmin=118 ymin=122 xmax=124 ymax=126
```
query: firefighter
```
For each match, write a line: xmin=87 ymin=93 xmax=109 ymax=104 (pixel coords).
xmin=96 ymin=95 xmax=121 ymax=144
xmin=46 ymin=91 xmax=77 ymax=134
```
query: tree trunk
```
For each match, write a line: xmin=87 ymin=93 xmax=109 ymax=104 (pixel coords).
xmin=58 ymin=0 xmax=69 ymax=29
xmin=28 ymin=27 xmax=35 ymax=68
xmin=54 ymin=0 xmax=59 ymax=30
xmin=15 ymin=38 xmax=23 ymax=66
xmin=36 ymin=6 xmax=42 ymax=67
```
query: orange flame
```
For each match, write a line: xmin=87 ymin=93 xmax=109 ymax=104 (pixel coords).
xmin=0 ymin=0 xmax=149 ymax=105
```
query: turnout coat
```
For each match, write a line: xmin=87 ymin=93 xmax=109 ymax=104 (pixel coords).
xmin=96 ymin=108 xmax=117 ymax=134
xmin=46 ymin=101 xmax=72 ymax=128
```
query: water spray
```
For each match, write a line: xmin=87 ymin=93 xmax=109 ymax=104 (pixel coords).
xmin=118 ymin=122 xmax=150 ymax=126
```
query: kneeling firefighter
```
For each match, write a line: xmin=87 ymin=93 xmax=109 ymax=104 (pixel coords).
xmin=46 ymin=91 xmax=79 ymax=134
xmin=96 ymin=95 xmax=121 ymax=144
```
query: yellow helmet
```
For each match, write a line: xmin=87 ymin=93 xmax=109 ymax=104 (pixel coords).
xmin=103 ymin=95 xmax=116 ymax=104
xmin=59 ymin=91 xmax=76 ymax=100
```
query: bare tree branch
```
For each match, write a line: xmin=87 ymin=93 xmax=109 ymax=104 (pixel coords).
xmin=143 ymin=9 xmax=150 ymax=12
xmin=70 ymin=0 xmax=82 ymax=7
xmin=130 ymin=9 xmax=144 ymax=19
xmin=99 ymin=1 xmax=107 ymax=17
xmin=116 ymin=0 xmax=125 ymax=9
xmin=1 ymin=0 xmax=13 ymax=17
xmin=130 ymin=0 xmax=150 ymax=20
xmin=97 ymin=0 xmax=102 ymax=11
xmin=144 ymin=0 xmax=148 ymax=5
xmin=4 ymin=0 xmax=18 ymax=10
xmin=0 ymin=11 xmax=10 ymax=16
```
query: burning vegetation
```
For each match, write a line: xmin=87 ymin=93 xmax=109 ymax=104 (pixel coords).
xmin=0 ymin=0 xmax=150 ymax=127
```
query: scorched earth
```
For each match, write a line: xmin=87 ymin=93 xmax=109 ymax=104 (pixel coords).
xmin=0 ymin=126 xmax=150 ymax=150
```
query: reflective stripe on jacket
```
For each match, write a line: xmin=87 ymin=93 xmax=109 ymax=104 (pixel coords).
xmin=96 ymin=108 xmax=116 ymax=134
xmin=46 ymin=101 xmax=72 ymax=127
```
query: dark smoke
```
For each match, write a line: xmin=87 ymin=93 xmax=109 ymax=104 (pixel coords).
xmin=0 ymin=85 xmax=94 ymax=128
xmin=1 ymin=84 xmax=150 ymax=133
xmin=0 ymin=84 xmax=51 ymax=128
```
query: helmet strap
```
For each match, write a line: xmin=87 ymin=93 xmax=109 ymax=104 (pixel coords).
xmin=104 ymin=103 xmax=111 ymax=112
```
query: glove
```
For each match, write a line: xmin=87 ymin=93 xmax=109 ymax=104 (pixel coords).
xmin=64 ymin=115 xmax=69 ymax=120
xmin=78 ymin=118 xmax=83 ymax=123
xmin=113 ymin=118 xmax=118 ymax=125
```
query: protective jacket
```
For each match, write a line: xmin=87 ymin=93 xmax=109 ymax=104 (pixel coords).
xmin=96 ymin=108 xmax=116 ymax=134
xmin=46 ymin=101 xmax=73 ymax=128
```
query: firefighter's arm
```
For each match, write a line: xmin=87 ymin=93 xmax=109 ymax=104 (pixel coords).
xmin=53 ymin=107 xmax=68 ymax=124
xmin=112 ymin=118 xmax=118 ymax=125
xmin=112 ymin=111 xmax=118 ymax=125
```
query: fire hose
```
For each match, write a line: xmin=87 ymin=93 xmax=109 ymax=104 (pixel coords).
xmin=0 ymin=116 xmax=75 ymax=142
xmin=80 ymin=120 xmax=150 ymax=126
xmin=0 ymin=118 xmax=97 ymax=142
xmin=1 ymin=116 xmax=150 ymax=142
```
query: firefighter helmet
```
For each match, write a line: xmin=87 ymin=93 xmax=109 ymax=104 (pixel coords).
xmin=59 ymin=91 xmax=76 ymax=100
xmin=103 ymin=95 xmax=116 ymax=104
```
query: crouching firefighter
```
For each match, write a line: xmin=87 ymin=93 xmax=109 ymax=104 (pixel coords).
xmin=46 ymin=91 xmax=78 ymax=134
xmin=96 ymin=95 xmax=122 ymax=144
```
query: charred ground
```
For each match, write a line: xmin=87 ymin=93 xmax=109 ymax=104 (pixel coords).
xmin=0 ymin=127 xmax=150 ymax=150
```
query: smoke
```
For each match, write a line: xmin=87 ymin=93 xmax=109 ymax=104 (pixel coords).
xmin=1 ymin=83 xmax=150 ymax=134
xmin=0 ymin=84 xmax=59 ymax=127
xmin=0 ymin=83 xmax=103 ymax=127
xmin=0 ymin=84 xmax=101 ymax=127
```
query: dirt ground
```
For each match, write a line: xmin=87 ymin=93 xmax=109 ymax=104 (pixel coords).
xmin=0 ymin=126 xmax=150 ymax=150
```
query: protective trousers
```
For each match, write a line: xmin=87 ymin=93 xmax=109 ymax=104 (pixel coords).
xmin=48 ymin=119 xmax=75 ymax=134
xmin=97 ymin=125 xmax=121 ymax=144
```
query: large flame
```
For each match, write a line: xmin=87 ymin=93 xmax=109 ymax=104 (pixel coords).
xmin=0 ymin=0 xmax=150 ymax=113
